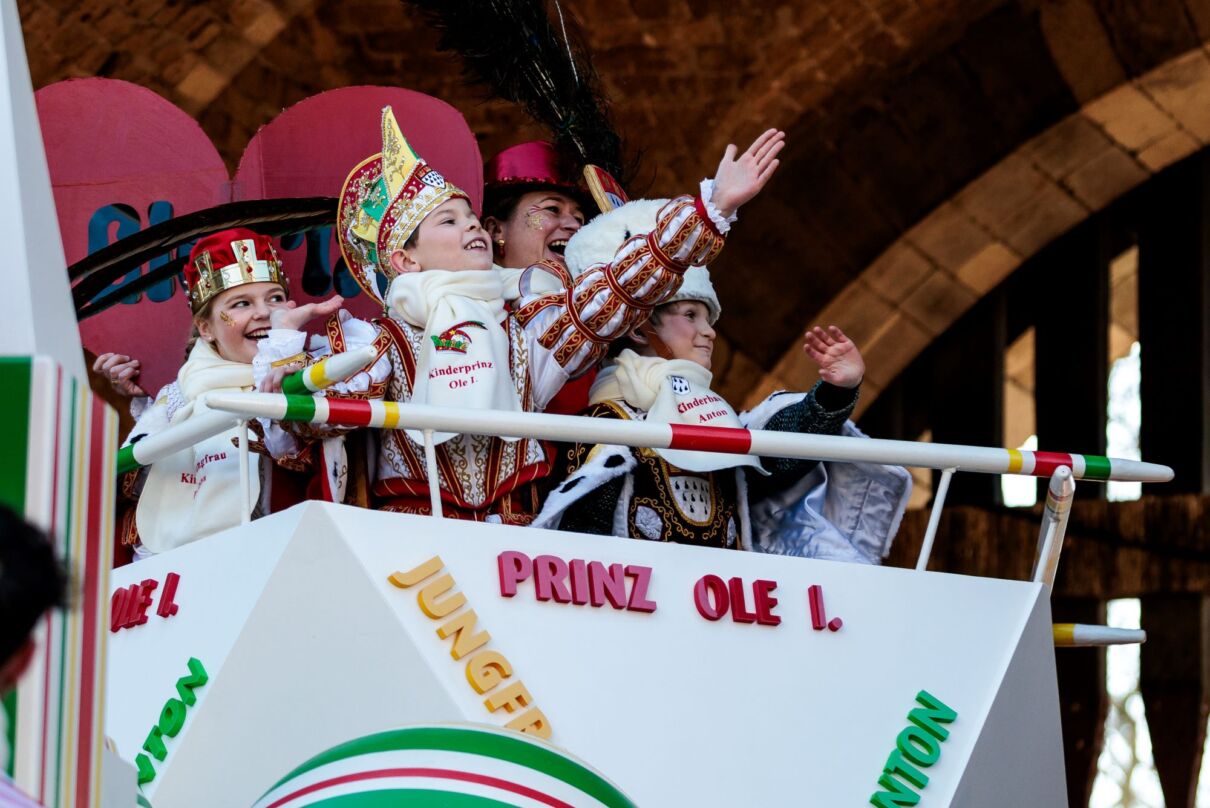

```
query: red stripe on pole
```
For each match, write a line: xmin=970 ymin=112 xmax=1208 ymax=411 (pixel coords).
xmin=264 ymin=767 xmax=575 ymax=808
xmin=324 ymin=399 xmax=375 ymax=427
xmin=1032 ymin=451 xmax=1074 ymax=478
xmin=76 ymin=399 xmax=107 ymax=807
xmin=668 ymin=424 xmax=752 ymax=454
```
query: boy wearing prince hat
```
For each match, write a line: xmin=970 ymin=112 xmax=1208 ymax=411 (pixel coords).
xmin=259 ymin=107 xmax=783 ymax=523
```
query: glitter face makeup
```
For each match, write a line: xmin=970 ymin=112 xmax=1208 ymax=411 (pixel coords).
xmin=219 ymin=311 xmax=235 ymax=326
xmin=487 ymin=192 xmax=585 ymax=269
xmin=525 ymin=207 xmax=546 ymax=231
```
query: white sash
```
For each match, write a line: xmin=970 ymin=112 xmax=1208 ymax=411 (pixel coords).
xmin=136 ymin=341 xmax=261 ymax=553
xmin=590 ymin=349 xmax=762 ymax=473
xmin=387 ymin=269 xmax=522 ymax=444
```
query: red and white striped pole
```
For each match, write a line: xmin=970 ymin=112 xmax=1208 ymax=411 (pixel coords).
xmin=201 ymin=392 xmax=1175 ymax=483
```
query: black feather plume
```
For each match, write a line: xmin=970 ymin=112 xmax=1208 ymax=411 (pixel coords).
xmin=70 ymin=197 xmax=336 ymax=319
xmin=404 ymin=0 xmax=634 ymax=187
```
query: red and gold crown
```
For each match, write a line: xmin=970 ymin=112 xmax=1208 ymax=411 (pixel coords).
xmin=184 ymin=228 xmax=287 ymax=313
xmin=337 ymin=106 xmax=468 ymax=305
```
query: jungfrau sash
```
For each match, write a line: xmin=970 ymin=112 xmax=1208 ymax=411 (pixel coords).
xmin=590 ymin=349 xmax=763 ymax=473
xmin=136 ymin=340 xmax=261 ymax=553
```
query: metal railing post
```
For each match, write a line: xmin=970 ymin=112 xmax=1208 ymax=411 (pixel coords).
xmin=423 ymin=429 xmax=444 ymax=519
xmin=1032 ymin=466 xmax=1075 ymax=587
xmin=916 ymin=468 xmax=955 ymax=571
xmin=238 ymin=419 xmax=252 ymax=524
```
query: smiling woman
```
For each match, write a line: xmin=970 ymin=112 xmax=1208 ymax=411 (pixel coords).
xmin=484 ymin=190 xmax=585 ymax=268
xmin=481 ymin=141 xmax=590 ymax=271
xmin=96 ymin=228 xmax=343 ymax=562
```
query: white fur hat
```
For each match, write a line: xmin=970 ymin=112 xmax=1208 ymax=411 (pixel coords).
xmin=662 ymin=265 xmax=721 ymax=324
xmin=563 ymin=198 xmax=721 ymax=323
xmin=565 ymin=198 xmax=665 ymax=277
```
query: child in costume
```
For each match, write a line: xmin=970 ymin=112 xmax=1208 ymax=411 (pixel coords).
xmin=256 ymin=108 xmax=784 ymax=523
xmin=532 ymin=261 xmax=911 ymax=562
xmin=102 ymin=228 xmax=340 ymax=559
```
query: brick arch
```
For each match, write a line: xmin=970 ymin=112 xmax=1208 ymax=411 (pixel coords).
xmin=741 ymin=41 xmax=1210 ymax=413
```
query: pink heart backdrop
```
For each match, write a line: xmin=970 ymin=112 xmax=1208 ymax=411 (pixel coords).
xmin=37 ymin=78 xmax=483 ymax=393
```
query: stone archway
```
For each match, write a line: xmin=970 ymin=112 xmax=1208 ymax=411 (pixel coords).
xmin=744 ymin=41 xmax=1210 ymax=413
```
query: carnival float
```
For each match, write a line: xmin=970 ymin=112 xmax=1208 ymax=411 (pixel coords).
xmin=0 ymin=1 xmax=1173 ymax=806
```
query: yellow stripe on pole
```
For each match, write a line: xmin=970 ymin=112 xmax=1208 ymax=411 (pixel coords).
xmin=1052 ymin=624 xmax=1076 ymax=645
xmin=309 ymin=361 xmax=333 ymax=390
xmin=1007 ymin=449 xmax=1024 ymax=474
xmin=381 ymin=401 xmax=400 ymax=430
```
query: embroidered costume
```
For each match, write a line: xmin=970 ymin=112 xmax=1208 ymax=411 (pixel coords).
xmin=531 ymin=267 xmax=911 ymax=562
xmin=262 ymin=107 xmax=730 ymax=523
xmin=534 ymin=382 xmax=912 ymax=560
xmin=117 ymin=230 xmax=315 ymax=558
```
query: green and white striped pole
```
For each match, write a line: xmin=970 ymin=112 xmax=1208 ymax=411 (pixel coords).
xmin=115 ymin=410 xmax=241 ymax=475
xmin=115 ymin=347 xmax=378 ymax=475
xmin=279 ymin=346 xmax=378 ymax=395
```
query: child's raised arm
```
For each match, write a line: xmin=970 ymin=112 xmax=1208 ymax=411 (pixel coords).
xmin=710 ymin=128 xmax=786 ymax=218
xmin=268 ymin=294 xmax=346 ymax=332
xmin=257 ymin=295 xmax=349 ymax=393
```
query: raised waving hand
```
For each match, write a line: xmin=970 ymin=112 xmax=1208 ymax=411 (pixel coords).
xmin=710 ymin=128 xmax=786 ymax=218
xmin=802 ymin=326 xmax=864 ymax=389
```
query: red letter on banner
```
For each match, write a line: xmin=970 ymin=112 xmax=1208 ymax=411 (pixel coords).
xmin=533 ymin=555 xmax=572 ymax=603
xmin=728 ymin=577 xmax=757 ymax=624
xmin=694 ymin=574 xmax=729 ymax=620
xmin=134 ymin=579 xmax=159 ymax=626
xmin=497 ymin=551 xmax=532 ymax=597
xmin=110 ymin=587 xmax=130 ymax=633
xmin=625 ymin=565 xmax=657 ymax=613
xmin=156 ymin=572 xmax=181 ymax=618
xmin=753 ymin=579 xmax=781 ymax=626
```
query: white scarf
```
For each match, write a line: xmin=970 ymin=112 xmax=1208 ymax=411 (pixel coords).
xmin=386 ymin=269 xmax=522 ymax=444
xmin=136 ymin=340 xmax=261 ymax=553
xmin=589 ymin=349 xmax=762 ymax=473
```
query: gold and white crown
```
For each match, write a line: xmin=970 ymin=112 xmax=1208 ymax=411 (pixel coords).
xmin=336 ymin=107 xmax=468 ymax=304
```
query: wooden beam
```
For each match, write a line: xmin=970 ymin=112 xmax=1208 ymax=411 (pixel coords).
xmin=1138 ymin=153 xmax=1210 ymax=495
xmin=1139 ymin=594 xmax=1210 ymax=808
xmin=1033 ymin=217 xmax=1109 ymax=499
xmin=1052 ymin=597 xmax=1108 ymax=808
xmin=886 ymin=495 xmax=1210 ymax=598
xmin=928 ymin=294 xmax=1006 ymax=506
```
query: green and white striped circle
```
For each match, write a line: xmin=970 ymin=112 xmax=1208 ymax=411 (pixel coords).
xmin=252 ymin=724 xmax=638 ymax=808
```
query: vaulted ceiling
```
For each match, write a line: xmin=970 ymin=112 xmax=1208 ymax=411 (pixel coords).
xmin=20 ymin=0 xmax=1210 ymax=406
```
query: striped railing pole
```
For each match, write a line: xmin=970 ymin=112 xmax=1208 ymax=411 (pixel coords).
xmin=115 ymin=409 xmax=241 ymax=475
xmin=114 ymin=346 xmax=378 ymax=475
xmin=202 ymin=393 xmax=1175 ymax=484
xmin=1054 ymin=624 xmax=1146 ymax=647
xmin=1032 ymin=466 xmax=1075 ymax=586
xmin=280 ymin=345 xmax=378 ymax=395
